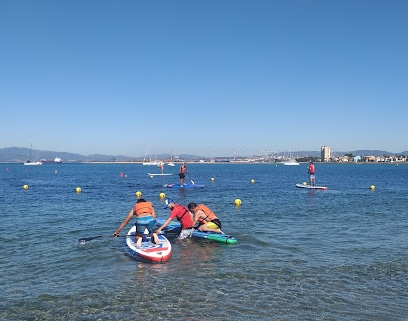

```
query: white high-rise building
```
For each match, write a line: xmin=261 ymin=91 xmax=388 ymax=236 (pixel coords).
xmin=321 ymin=146 xmax=331 ymax=162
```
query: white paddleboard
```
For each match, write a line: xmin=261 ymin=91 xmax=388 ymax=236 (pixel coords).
xmin=148 ymin=173 xmax=173 ymax=176
xmin=296 ymin=183 xmax=328 ymax=190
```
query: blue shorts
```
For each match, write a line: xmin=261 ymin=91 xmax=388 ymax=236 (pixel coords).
xmin=135 ymin=215 xmax=156 ymax=236
xmin=310 ymin=174 xmax=315 ymax=179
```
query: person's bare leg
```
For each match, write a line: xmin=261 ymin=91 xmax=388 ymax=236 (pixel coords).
xmin=136 ymin=235 xmax=142 ymax=247
xmin=152 ymin=233 xmax=159 ymax=244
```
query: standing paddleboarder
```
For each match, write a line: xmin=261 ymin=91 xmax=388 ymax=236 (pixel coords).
xmin=179 ymin=162 xmax=187 ymax=185
xmin=308 ymin=161 xmax=316 ymax=186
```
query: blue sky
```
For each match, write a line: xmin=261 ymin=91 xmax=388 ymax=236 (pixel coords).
xmin=1 ymin=0 xmax=407 ymax=158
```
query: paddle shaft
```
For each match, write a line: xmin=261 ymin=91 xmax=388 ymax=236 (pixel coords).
xmin=187 ymin=172 xmax=195 ymax=184
xmin=78 ymin=234 xmax=134 ymax=242
xmin=79 ymin=230 xmax=163 ymax=243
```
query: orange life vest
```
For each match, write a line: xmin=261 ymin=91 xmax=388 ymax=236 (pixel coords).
xmin=196 ymin=204 xmax=216 ymax=224
xmin=134 ymin=202 xmax=154 ymax=216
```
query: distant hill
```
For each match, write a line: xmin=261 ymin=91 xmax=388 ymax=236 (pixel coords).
xmin=0 ymin=147 xmax=406 ymax=163
xmin=0 ymin=147 xmax=204 ymax=163
xmin=345 ymin=150 xmax=407 ymax=156
xmin=282 ymin=150 xmax=407 ymax=158
xmin=0 ymin=147 xmax=126 ymax=163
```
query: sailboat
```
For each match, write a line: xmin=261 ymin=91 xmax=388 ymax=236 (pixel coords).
xmin=282 ymin=159 xmax=299 ymax=165
xmin=142 ymin=145 xmax=161 ymax=165
xmin=282 ymin=149 xmax=299 ymax=165
xmin=167 ymin=146 xmax=175 ymax=166
xmin=24 ymin=144 xmax=42 ymax=165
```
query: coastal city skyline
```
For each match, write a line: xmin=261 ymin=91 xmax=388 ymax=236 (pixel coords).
xmin=1 ymin=144 xmax=408 ymax=158
xmin=0 ymin=145 xmax=406 ymax=164
xmin=1 ymin=1 xmax=407 ymax=158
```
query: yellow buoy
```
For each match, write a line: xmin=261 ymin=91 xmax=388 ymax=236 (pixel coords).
xmin=159 ymin=192 xmax=165 ymax=199
xmin=370 ymin=185 xmax=375 ymax=190
xmin=76 ymin=187 xmax=81 ymax=193
xmin=251 ymin=179 xmax=255 ymax=184
xmin=234 ymin=198 xmax=242 ymax=206
xmin=23 ymin=184 xmax=28 ymax=190
xmin=136 ymin=191 xmax=142 ymax=197
xmin=211 ymin=177 xmax=215 ymax=181
xmin=303 ymin=182 xmax=307 ymax=186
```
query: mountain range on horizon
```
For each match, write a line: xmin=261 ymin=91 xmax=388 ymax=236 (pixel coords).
xmin=0 ymin=147 xmax=407 ymax=163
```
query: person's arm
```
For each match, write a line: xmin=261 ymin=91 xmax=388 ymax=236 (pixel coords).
xmin=191 ymin=210 xmax=203 ymax=226
xmin=113 ymin=208 xmax=134 ymax=236
xmin=155 ymin=216 xmax=173 ymax=234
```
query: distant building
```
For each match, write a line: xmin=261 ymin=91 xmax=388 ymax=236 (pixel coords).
xmin=364 ymin=156 xmax=376 ymax=162
xmin=321 ymin=146 xmax=331 ymax=162
xmin=340 ymin=155 xmax=350 ymax=162
xmin=353 ymin=155 xmax=362 ymax=162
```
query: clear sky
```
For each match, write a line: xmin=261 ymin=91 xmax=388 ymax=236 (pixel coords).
xmin=1 ymin=0 xmax=407 ymax=158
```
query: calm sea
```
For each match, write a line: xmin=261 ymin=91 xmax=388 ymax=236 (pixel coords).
xmin=1 ymin=163 xmax=407 ymax=321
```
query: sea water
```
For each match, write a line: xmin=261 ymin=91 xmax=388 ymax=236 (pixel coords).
xmin=0 ymin=163 xmax=407 ymax=320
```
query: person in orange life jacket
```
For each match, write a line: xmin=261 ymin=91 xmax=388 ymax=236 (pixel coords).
xmin=113 ymin=198 xmax=159 ymax=247
xmin=155 ymin=198 xmax=194 ymax=239
xmin=179 ymin=162 xmax=187 ymax=185
xmin=308 ymin=161 xmax=316 ymax=186
xmin=188 ymin=202 xmax=224 ymax=234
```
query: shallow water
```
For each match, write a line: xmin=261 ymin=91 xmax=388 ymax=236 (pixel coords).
xmin=1 ymin=163 xmax=407 ymax=320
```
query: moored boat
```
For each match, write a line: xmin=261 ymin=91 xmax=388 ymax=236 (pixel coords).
xmin=24 ymin=144 xmax=42 ymax=165
xmin=283 ymin=159 xmax=299 ymax=165
xmin=24 ymin=160 xmax=42 ymax=166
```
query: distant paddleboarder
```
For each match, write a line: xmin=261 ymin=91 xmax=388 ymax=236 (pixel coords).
xmin=308 ymin=161 xmax=315 ymax=186
xmin=158 ymin=162 xmax=164 ymax=174
xmin=179 ymin=162 xmax=187 ymax=185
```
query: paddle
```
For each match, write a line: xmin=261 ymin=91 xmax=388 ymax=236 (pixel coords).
xmin=79 ymin=228 xmax=164 ymax=244
xmin=78 ymin=234 xmax=133 ymax=244
xmin=187 ymin=172 xmax=195 ymax=184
